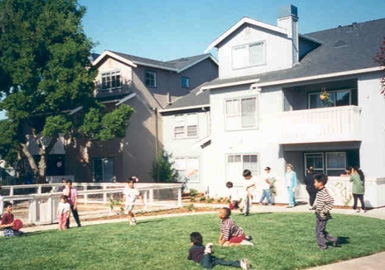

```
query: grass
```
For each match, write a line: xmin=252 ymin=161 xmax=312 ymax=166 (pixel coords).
xmin=1 ymin=212 xmax=385 ymax=270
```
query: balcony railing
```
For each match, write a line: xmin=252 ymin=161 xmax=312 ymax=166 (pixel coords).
xmin=279 ymin=105 xmax=361 ymax=144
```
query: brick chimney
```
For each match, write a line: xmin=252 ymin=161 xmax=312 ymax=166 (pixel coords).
xmin=277 ymin=5 xmax=299 ymax=65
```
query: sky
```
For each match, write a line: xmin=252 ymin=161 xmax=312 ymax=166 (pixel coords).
xmin=78 ymin=0 xmax=385 ymax=61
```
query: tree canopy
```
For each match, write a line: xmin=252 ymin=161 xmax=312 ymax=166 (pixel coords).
xmin=0 ymin=0 xmax=134 ymax=182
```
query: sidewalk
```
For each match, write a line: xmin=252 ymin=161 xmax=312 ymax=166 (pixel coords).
xmin=18 ymin=203 xmax=385 ymax=270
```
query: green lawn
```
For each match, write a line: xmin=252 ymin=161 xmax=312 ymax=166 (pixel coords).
xmin=1 ymin=212 xmax=385 ymax=270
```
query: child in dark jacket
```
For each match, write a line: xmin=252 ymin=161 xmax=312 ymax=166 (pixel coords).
xmin=188 ymin=232 xmax=250 ymax=269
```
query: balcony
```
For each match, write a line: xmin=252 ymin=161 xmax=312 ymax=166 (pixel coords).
xmin=279 ymin=105 xmax=361 ymax=144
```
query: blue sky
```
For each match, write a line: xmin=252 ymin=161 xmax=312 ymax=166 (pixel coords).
xmin=79 ymin=0 xmax=385 ymax=61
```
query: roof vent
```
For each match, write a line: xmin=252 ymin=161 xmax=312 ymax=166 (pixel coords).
xmin=334 ymin=40 xmax=346 ymax=48
xmin=179 ymin=58 xmax=189 ymax=62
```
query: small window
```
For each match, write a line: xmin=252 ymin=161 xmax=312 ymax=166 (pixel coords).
xmin=227 ymin=154 xmax=259 ymax=185
xmin=225 ymin=97 xmax=258 ymax=130
xmin=182 ymin=77 xmax=190 ymax=88
xmin=101 ymin=71 xmax=121 ymax=91
xmin=232 ymin=42 xmax=265 ymax=69
xmin=173 ymin=113 xmax=198 ymax=139
xmin=174 ymin=157 xmax=199 ymax=183
xmin=145 ymin=70 xmax=157 ymax=87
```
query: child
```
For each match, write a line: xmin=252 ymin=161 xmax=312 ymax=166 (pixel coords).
xmin=188 ymin=232 xmax=250 ymax=269
xmin=314 ymin=174 xmax=339 ymax=250
xmin=57 ymin=195 xmax=71 ymax=230
xmin=63 ymin=179 xmax=81 ymax=228
xmin=259 ymin=167 xmax=272 ymax=206
xmin=218 ymin=207 xmax=253 ymax=246
xmin=240 ymin=169 xmax=256 ymax=216
xmin=121 ymin=178 xmax=145 ymax=225
xmin=0 ymin=202 xmax=24 ymax=237
xmin=226 ymin=181 xmax=240 ymax=210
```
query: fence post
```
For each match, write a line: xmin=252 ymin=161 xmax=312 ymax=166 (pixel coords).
xmin=10 ymin=186 xmax=14 ymax=204
xmin=149 ymin=189 xmax=153 ymax=207
xmin=28 ymin=197 xmax=37 ymax=223
xmin=37 ymin=184 xmax=42 ymax=194
xmin=177 ymin=186 xmax=182 ymax=207
xmin=143 ymin=191 xmax=148 ymax=210
xmin=84 ymin=184 xmax=88 ymax=204
xmin=103 ymin=185 xmax=107 ymax=204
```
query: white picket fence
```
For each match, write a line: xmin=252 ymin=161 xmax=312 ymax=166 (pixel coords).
xmin=1 ymin=182 xmax=183 ymax=225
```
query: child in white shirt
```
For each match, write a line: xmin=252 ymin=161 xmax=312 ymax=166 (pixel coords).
xmin=121 ymin=177 xmax=145 ymax=225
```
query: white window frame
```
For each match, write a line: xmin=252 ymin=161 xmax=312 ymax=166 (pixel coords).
xmin=225 ymin=96 xmax=258 ymax=131
xmin=226 ymin=153 xmax=259 ymax=185
xmin=232 ymin=41 xmax=265 ymax=70
xmin=308 ymin=88 xmax=353 ymax=109
xmin=145 ymin=70 xmax=157 ymax=87
xmin=173 ymin=113 xmax=198 ymax=139
xmin=174 ymin=157 xmax=199 ymax=183
xmin=182 ymin=76 xmax=190 ymax=88
xmin=101 ymin=71 xmax=121 ymax=92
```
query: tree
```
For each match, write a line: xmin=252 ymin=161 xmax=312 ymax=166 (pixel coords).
xmin=150 ymin=150 xmax=177 ymax=183
xmin=0 ymin=0 xmax=134 ymax=182
xmin=374 ymin=36 xmax=385 ymax=96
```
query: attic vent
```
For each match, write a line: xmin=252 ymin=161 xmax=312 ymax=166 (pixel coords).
xmin=179 ymin=58 xmax=189 ymax=62
xmin=334 ymin=40 xmax=346 ymax=48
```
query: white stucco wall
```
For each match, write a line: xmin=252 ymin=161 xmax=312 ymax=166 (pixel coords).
xmin=217 ymin=25 xmax=293 ymax=79
xmin=357 ymin=72 xmax=385 ymax=177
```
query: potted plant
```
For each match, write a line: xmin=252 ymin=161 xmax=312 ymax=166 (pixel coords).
xmin=320 ymin=87 xmax=333 ymax=105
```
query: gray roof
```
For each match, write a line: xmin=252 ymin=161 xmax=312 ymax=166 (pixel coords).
xmin=110 ymin=51 xmax=213 ymax=72
xmin=203 ymin=18 xmax=385 ymax=88
xmin=162 ymin=82 xmax=210 ymax=112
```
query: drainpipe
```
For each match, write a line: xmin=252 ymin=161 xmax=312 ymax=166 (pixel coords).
xmin=151 ymin=106 xmax=160 ymax=182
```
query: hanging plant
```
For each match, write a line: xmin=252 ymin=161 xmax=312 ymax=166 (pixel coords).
xmin=320 ymin=87 xmax=333 ymax=105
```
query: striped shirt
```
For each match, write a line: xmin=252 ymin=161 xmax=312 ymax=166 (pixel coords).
xmin=315 ymin=187 xmax=334 ymax=220
xmin=221 ymin=218 xmax=245 ymax=241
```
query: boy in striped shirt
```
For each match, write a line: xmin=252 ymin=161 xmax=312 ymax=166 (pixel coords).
xmin=314 ymin=174 xmax=339 ymax=250
xmin=218 ymin=207 xmax=253 ymax=246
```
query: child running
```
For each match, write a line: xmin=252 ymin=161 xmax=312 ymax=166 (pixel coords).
xmin=314 ymin=174 xmax=339 ymax=250
xmin=188 ymin=232 xmax=250 ymax=269
xmin=218 ymin=207 xmax=253 ymax=246
xmin=57 ymin=195 xmax=71 ymax=230
xmin=121 ymin=177 xmax=145 ymax=225
xmin=0 ymin=202 xmax=24 ymax=237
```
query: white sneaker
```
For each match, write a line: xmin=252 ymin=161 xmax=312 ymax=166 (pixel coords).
xmin=130 ymin=218 xmax=136 ymax=226
xmin=240 ymin=258 xmax=250 ymax=269
xmin=204 ymin=243 xmax=213 ymax=254
xmin=240 ymin=240 xmax=254 ymax=246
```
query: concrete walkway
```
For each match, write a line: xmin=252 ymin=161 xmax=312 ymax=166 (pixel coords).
xmin=16 ymin=203 xmax=385 ymax=270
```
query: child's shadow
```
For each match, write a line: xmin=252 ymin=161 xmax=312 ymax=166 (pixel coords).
xmin=332 ymin=236 xmax=350 ymax=247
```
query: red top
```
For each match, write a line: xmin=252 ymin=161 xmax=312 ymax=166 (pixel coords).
xmin=1 ymin=212 xmax=14 ymax=225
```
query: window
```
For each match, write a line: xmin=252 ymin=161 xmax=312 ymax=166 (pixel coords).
xmin=225 ymin=97 xmax=257 ymax=130
xmin=309 ymin=89 xmax=356 ymax=109
xmin=227 ymin=154 xmax=259 ymax=185
xmin=182 ymin=76 xmax=190 ymax=88
xmin=145 ymin=70 xmax=157 ymax=87
xmin=174 ymin=157 xmax=199 ymax=183
xmin=101 ymin=71 xmax=121 ymax=91
xmin=173 ymin=114 xmax=198 ymax=139
xmin=92 ymin=157 xmax=114 ymax=182
xmin=304 ymin=152 xmax=346 ymax=176
xmin=232 ymin=42 xmax=265 ymax=69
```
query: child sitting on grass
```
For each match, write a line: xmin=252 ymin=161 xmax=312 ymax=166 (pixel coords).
xmin=218 ymin=207 xmax=253 ymax=246
xmin=1 ymin=202 xmax=24 ymax=237
xmin=188 ymin=231 xmax=250 ymax=269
